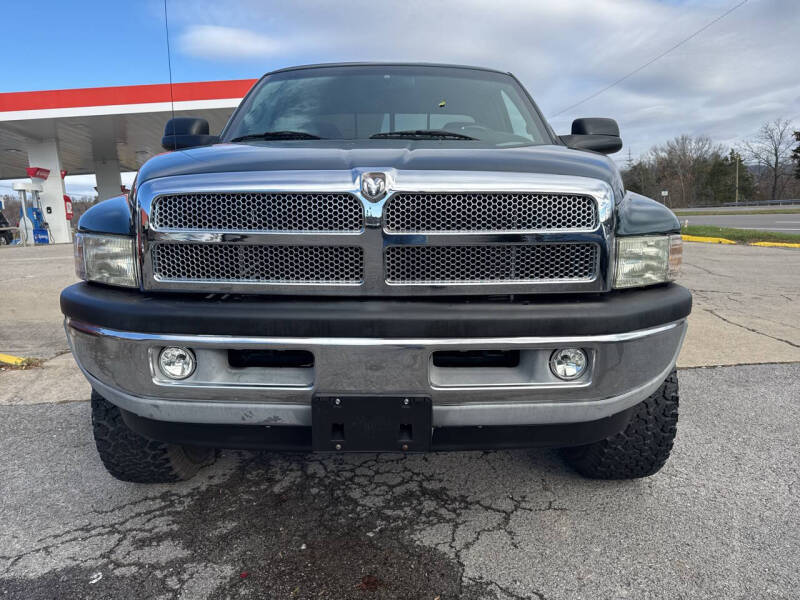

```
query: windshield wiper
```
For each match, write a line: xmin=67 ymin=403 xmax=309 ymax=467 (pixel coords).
xmin=230 ymin=131 xmax=323 ymax=142
xmin=370 ymin=129 xmax=476 ymax=140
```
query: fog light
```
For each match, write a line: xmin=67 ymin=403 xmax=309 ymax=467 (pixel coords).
xmin=158 ymin=347 xmax=196 ymax=380
xmin=549 ymin=348 xmax=587 ymax=380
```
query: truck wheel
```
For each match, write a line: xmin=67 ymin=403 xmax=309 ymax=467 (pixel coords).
xmin=91 ymin=390 xmax=215 ymax=483
xmin=562 ymin=370 xmax=679 ymax=479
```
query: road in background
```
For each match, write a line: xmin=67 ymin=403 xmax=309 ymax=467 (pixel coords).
xmin=680 ymin=212 xmax=800 ymax=232
xmin=677 ymin=205 xmax=800 ymax=213
xmin=673 ymin=206 xmax=800 ymax=214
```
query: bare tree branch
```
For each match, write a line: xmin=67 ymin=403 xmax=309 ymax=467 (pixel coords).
xmin=740 ymin=118 xmax=795 ymax=200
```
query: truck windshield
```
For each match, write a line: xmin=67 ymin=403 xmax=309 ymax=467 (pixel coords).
xmin=223 ymin=65 xmax=552 ymax=147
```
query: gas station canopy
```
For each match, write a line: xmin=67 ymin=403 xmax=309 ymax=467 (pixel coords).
xmin=0 ymin=79 xmax=256 ymax=177
xmin=0 ymin=78 xmax=256 ymax=243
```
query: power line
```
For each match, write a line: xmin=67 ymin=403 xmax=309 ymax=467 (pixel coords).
xmin=163 ymin=0 xmax=176 ymax=132
xmin=550 ymin=0 xmax=749 ymax=118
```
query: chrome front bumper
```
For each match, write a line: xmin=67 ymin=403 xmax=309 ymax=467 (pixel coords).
xmin=66 ymin=318 xmax=686 ymax=428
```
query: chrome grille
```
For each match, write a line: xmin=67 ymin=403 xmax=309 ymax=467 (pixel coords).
xmin=385 ymin=244 xmax=598 ymax=284
xmin=151 ymin=192 xmax=364 ymax=232
xmin=139 ymin=171 xmax=613 ymax=296
xmin=383 ymin=192 xmax=597 ymax=232
xmin=151 ymin=244 xmax=364 ymax=284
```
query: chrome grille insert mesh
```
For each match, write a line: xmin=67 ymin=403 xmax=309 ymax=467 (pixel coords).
xmin=385 ymin=244 xmax=598 ymax=284
xmin=152 ymin=244 xmax=364 ymax=284
xmin=383 ymin=192 xmax=597 ymax=232
xmin=151 ymin=192 xmax=364 ymax=231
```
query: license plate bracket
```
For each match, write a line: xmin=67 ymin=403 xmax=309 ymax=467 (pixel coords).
xmin=312 ymin=396 xmax=432 ymax=452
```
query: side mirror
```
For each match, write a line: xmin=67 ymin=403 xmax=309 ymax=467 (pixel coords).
xmin=560 ymin=118 xmax=622 ymax=155
xmin=161 ymin=117 xmax=219 ymax=151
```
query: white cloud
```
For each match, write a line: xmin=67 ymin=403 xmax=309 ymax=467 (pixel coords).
xmin=178 ymin=25 xmax=284 ymax=59
xmin=169 ymin=0 xmax=800 ymax=160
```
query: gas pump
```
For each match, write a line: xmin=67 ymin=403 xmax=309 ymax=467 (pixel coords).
xmin=12 ymin=180 xmax=50 ymax=245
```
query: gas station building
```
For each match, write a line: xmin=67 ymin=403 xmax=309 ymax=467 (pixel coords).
xmin=0 ymin=79 xmax=256 ymax=243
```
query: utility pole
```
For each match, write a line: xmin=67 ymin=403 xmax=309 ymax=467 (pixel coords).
xmin=734 ymin=155 xmax=739 ymax=205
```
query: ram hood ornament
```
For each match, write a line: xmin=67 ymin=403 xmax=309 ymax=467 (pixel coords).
xmin=361 ymin=172 xmax=388 ymax=202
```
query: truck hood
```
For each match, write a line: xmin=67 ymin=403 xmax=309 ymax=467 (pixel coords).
xmin=138 ymin=141 xmax=624 ymax=198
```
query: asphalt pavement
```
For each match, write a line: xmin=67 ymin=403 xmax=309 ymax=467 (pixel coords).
xmin=681 ymin=212 xmax=800 ymax=232
xmin=2 ymin=241 xmax=800 ymax=599
xmin=1 ymin=363 xmax=798 ymax=599
xmin=676 ymin=242 xmax=800 ymax=366
xmin=678 ymin=205 xmax=800 ymax=213
xmin=0 ymin=244 xmax=77 ymax=360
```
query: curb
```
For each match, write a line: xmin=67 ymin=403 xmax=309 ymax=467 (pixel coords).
xmin=681 ymin=234 xmax=736 ymax=244
xmin=0 ymin=353 xmax=26 ymax=366
xmin=749 ymin=241 xmax=800 ymax=248
xmin=682 ymin=235 xmax=800 ymax=248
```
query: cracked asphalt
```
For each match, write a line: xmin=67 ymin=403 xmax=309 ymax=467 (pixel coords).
xmin=2 ymin=363 xmax=799 ymax=599
xmin=2 ymin=242 xmax=800 ymax=598
xmin=677 ymin=243 xmax=800 ymax=366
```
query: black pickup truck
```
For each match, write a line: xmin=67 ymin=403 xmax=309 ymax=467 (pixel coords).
xmin=61 ymin=63 xmax=690 ymax=483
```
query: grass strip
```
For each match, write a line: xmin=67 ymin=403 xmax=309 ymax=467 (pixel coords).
xmin=681 ymin=224 xmax=800 ymax=245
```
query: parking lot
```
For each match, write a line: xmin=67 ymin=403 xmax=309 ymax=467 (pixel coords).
xmin=1 ymin=242 xmax=799 ymax=599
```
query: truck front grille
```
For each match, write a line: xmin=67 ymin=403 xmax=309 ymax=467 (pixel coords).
xmin=151 ymin=243 xmax=364 ymax=284
xmin=141 ymin=179 xmax=609 ymax=296
xmin=151 ymin=192 xmax=364 ymax=232
xmin=385 ymin=244 xmax=598 ymax=284
xmin=383 ymin=192 xmax=597 ymax=233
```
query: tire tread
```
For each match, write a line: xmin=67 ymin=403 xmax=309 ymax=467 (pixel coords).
xmin=91 ymin=390 xmax=214 ymax=483
xmin=563 ymin=370 xmax=679 ymax=479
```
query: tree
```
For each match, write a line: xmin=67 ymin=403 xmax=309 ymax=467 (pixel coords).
xmin=1 ymin=194 xmax=21 ymax=226
xmin=622 ymin=158 xmax=651 ymax=197
xmin=741 ymin=118 xmax=795 ymax=200
xmin=705 ymin=150 xmax=754 ymax=204
xmin=793 ymin=130 xmax=800 ymax=180
xmin=621 ymin=140 xmax=756 ymax=206
xmin=649 ymin=135 xmax=719 ymax=207
xmin=69 ymin=196 xmax=101 ymax=224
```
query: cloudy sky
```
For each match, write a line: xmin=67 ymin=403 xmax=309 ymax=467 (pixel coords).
xmin=1 ymin=0 xmax=798 ymax=196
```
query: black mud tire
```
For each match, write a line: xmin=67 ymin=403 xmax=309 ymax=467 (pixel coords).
xmin=562 ymin=370 xmax=679 ymax=479
xmin=91 ymin=390 xmax=215 ymax=483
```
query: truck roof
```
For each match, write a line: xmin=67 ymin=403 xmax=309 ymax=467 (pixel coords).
xmin=263 ymin=62 xmax=510 ymax=77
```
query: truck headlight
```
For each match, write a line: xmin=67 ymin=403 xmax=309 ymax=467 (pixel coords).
xmin=614 ymin=234 xmax=682 ymax=289
xmin=74 ymin=233 xmax=139 ymax=288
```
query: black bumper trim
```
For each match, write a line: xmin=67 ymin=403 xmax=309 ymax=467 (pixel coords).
xmin=120 ymin=405 xmax=635 ymax=451
xmin=61 ymin=283 xmax=691 ymax=339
